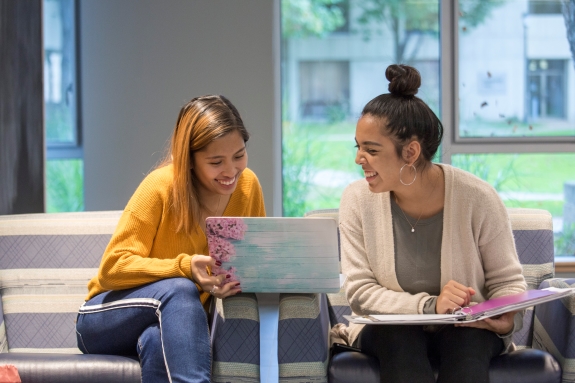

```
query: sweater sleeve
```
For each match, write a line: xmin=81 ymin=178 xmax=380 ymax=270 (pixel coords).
xmin=340 ymin=182 xmax=431 ymax=316
xmin=92 ymin=171 xmax=194 ymax=292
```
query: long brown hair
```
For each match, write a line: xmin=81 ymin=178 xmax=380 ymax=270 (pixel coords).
xmin=158 ymin=95 xmax=249 ymax=234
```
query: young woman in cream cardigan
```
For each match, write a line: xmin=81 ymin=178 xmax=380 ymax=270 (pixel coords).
xmin=339 ymin=65 xmax=526 ymax=383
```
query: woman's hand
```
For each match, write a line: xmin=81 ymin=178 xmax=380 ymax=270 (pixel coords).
xmin=436 ymin=280 xmax=475 ymax=314
xmin=455 ymin=311 xmax=516 ymax=335
xmin=191 ymin=255 xmax=241 ymax=299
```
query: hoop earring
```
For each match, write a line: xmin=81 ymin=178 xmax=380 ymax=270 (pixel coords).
xmin=399 ymin=164 xmax=417 ymax=186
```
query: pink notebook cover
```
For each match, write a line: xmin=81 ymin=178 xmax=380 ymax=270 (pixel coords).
xmin=459 ymin=289 xmax=564 ymax=317
xmin=344 ymin=287 xmax=575 ymax=325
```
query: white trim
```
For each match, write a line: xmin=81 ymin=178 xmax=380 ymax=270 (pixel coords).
xmin=78 ymin=298 xmax=161 ymax=313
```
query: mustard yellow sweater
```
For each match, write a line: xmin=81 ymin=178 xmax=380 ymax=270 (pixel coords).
xmin=86 ymin=165 xmax=266 ymax=305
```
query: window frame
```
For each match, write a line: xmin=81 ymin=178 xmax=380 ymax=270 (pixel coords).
xmin=441 ymin=0 xmax=575 ymax=147
xmin=44 ymin=0 xmax=83 ymax=161
xmin=440 ymin=0 xmax=575 ymax=270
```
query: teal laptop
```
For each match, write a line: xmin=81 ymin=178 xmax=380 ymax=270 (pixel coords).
xmin=205 ymin=216 xmax=340 ymax=293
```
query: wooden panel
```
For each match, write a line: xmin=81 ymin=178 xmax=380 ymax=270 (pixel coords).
xmin=556 ymin=261 xmax=575 ymax=274
xmin=0 ymin=0 xmax=44 ymax=214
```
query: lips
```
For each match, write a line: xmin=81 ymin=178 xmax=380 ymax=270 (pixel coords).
xmin=217 ymin=176 xmax=236 ymax=186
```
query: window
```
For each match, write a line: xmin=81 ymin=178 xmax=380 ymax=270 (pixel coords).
xmin=451 ymin=0 xmax=575 ymax=259
xmin=281 ymin=0 xmax=575 ymax=260
xmin=43 ymin=0 xmax=84 ymax=212
xmin=528 ymin=59 xmax=566 ymax=120
xmin=281 ymin=0 xmax=440 ymax=217
xmin=528 ymin=0 xmax=563 ymax=14
xmin=299 ymin=61 xmax=350 ymax=120
xmin=457 ymin=1 xmax=574 ymax=139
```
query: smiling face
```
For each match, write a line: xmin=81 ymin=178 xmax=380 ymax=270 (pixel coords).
xmin=355 ymin=114 xmax=406 ymax=193
xmin=192 ymin=130 xmax=247 ymax=198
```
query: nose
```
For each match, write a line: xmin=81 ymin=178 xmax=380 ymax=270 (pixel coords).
xmin=355 ymin=150 xmax=365 ymax=165
xmin=222 ymin=161 xmax=236 ymax=177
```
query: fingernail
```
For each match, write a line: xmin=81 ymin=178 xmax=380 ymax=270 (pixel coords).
xmin=235 ymin=282 xmax=241 ymax=286
xmin=215 ymin=261 xmax=222 ymax=266
xmin=226 ymin=274 xmax=231 ymax=278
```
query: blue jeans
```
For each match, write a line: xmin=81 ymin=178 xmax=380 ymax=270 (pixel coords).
xmin=76 ymin=278 xmax=211 ymax=383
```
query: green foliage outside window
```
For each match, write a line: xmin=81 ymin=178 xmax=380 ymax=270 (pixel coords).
xmin=46 ymin=159 xmax=84 ymax=212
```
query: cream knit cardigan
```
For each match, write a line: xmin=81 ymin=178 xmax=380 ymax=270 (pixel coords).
xmin=339 ymin=164 xmax=527 ymax=349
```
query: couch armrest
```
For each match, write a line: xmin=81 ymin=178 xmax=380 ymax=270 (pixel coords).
xmin=278 ymin=293 xmax=330 ymax=383
xmin=532 ymin=278 xmax=575 ymax=383
xmin=0 ymin=353 xmax=141 ymax=383
xmin=0 ymin=298 xmax=6 ymax=353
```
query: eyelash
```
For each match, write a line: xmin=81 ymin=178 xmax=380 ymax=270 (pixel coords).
xmin=209 ymin=154 xmax=245 ymax=166
xmin=354 ymin=144 xmax=377 ymax=155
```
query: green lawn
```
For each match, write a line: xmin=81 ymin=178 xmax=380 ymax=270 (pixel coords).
xmin=283 ymin=120 xmax=575 ymax=218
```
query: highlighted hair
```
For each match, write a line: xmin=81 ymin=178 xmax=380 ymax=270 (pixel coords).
xmin=158 ymin=95 xmax=249 ymax=233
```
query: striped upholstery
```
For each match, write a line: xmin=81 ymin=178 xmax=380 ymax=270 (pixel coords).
xmin=507 ymin=208 xmax=555 ymax=349
xmin=533 ymin=278 xmax=575 ymax=383
xmin=211 ymin=293 xmax=261 ymax=383
xmin=277 ymin=293 xmax=330 ymax=383
xmin=273 ymin=211 xmax=338 ymax=383
xmin=303 ymin=210 xmax=351 ymax=331
xmin=0 ymin=211 xmax=122 ymax=353
xmin=0 ymin=211 xmax=272 ymax=382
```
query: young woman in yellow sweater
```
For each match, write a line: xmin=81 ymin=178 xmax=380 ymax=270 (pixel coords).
xmin=75 ymin=95 xmax=265 ymax=383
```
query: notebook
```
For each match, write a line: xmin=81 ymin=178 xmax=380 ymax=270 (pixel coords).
xmin=344 ymin=287 xmax=575 ymax=325
xmin=205 ymin=216 xmax=340 ymax=293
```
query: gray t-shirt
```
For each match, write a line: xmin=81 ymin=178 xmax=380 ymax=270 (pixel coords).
xmin=390 ymin=197 xmax=443 ymax=313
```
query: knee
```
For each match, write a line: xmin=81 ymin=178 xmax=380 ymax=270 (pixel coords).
xmin=160 ymin=278 xmax=201 ymax=300
xmin=361 ymin=324 xmax=421 ymax=345
xmin=138 ymin=324 xmax=163 ymax=358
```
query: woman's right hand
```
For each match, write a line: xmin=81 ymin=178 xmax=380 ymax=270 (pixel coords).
xmin=436 ymin=280 xmax=475 ymax=314
xmin=191 ymin=255 xmax=241 ymax=299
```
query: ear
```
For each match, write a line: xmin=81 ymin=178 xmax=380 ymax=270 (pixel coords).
xmin=402 ymin=140 xmax=421 ymax=165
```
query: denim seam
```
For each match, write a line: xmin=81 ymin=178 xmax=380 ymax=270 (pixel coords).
xmin=75 ymin=329 xmax=90 ymax=354
xmin=156 ymin=302 xmax=173 ymax=383
xmin=78 ymin=298 xmax=161 ymax=314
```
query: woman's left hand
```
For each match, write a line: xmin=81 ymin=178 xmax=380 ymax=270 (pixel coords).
xmin=454 ymin=311 xmax=516 ymax=335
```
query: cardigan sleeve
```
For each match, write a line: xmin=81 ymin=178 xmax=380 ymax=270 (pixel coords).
xmin=471 ymin=182 xmax=527 ymax=299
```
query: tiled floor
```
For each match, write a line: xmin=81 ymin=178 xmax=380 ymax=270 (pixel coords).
xmin=256 ymin=293 xmax=280 ymax=383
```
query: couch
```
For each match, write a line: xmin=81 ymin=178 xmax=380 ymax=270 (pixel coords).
xmin=1 ymin=208 xmax=573 ymax=383
xmin=0 ymin=211 xmax=269 ymax=383
xmin=290 ymin=208 xmax=574 ymax=383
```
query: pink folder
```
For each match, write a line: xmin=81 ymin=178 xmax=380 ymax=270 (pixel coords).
xmin=344 ymin=287 xmax=575 ymax=325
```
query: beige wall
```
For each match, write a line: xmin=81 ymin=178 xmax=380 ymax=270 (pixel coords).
xmin=80 ymin=0 xmax=281 ymax=215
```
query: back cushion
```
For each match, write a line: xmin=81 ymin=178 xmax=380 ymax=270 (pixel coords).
xmin=0 ymin=211 xmax=121 ymax=353
xmin=507 ymin=208 xmax=554 ymax=349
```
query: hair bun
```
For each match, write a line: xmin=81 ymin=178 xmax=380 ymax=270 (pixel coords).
xmin=386 ymin=64 xmax=421 ymax=97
